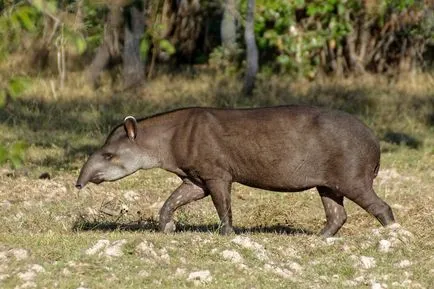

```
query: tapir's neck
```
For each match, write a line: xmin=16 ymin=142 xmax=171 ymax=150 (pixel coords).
xmin=136 ymin=116 xmax=179 ymax=172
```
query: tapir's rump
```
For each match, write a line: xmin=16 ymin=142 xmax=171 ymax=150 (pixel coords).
xmin=76 ymin=105 xmax=395 ymax=236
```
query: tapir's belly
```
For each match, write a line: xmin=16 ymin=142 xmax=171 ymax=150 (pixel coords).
xmin=230 ymin=155 xmax=326 ymax=192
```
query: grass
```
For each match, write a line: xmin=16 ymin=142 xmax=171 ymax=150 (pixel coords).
xmin=0 ymin=69 xmax=433 ymax=288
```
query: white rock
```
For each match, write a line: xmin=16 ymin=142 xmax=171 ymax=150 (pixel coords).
xmin=85 ymin=240 xmax=109 ymax=256
xmin=343 ymin=280 xmax=358 ymax=286
xmin=325 ymin=237 xmax=343 ymax=245
xmin=354 ymin=276 xmax=365 ymax=283
xmin=231 ymin=236 xmax=268 ymax=261
xmin=371 ymin=228 xmax=381 ymax=236
xmin=18 ymin=281 xmax=37 ymax=288
xmin=138 ymin=270 xmax=150 ymax=277
xmin=123 ymin=190 xmax=139 ymax=202
xmin=0 ymin=274 xmax=10 ymax=281
xmin=104 ymin=240 xmax=127 ymax=257
xmin=378 ymin=239 xmax=392 ymax=253
xmin=62 ymin=268 xmax=71 ymax=276
xmin=387 ymin=223 xmax=401 ymax=230
xmin=174 ymin=268 xmax=186 ymax=277
xmin=392 ymin=204 xmax=404 ymax=210
xmin=396 ymin=260 xmax=412 ymax=268
xmin=264 ymin=263 xmax=293 ymax=279
xmin=371 ymin=282 xmax=382 ymax=289
xmin=135 ymin=241 xmax=158 ymax=258
xmin=0 ymin=200 xmax=11 ymax=210
xmin=29 ymin=264 xmax=45 ymax=273
xmin=0 ymin=251 xmax=8 ymax=263
xmin=10 ymin=248 xmax=29 ymax=260
xmin=17 ymin=271 xmax=36 ymax=281
xmin=360 ymin=256 xmax=376 ymax=269
xmin=341 ymin=244 xmax=351 ymax=252
xmin=221 ymin=250 xmax=243 ymax=263
xmin=288 ymin=261 xmax=303 ymax=272
xmin=149 ymin=201 xmax=165 ymax=210
xmin=284 ymin=246 xmax=300 ymax=258
xmin=160 ymin=253 xmax=170 ymax=263
xmin=187 ymin=270 xmax=212 ymax=284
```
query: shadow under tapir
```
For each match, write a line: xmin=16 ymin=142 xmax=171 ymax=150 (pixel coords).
xmin=76 ymin=105 xmax=395 ymax=237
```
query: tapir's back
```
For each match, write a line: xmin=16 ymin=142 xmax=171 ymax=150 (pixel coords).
xmin=176 ymin=106 xmax=380 ymax=191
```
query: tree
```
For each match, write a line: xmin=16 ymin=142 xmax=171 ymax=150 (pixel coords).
xmin=87 ymin=0 xmax=146 ymax=88
xmin=221 ymin=0 xmax=237 ymax=53
xmin=123 ymin=0 xmax=146 ymax=88
xmin=243 ymin=0 xmax=258 ymax=96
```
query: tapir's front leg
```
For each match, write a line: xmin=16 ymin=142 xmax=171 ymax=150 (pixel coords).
xmin=159 ymin=179 xmax=208 ymax=233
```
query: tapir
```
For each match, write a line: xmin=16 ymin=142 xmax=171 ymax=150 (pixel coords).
xmin=76 ymin=105 xmax=395 ymax=236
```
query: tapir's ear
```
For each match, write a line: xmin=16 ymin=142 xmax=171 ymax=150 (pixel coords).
xmin=124 ymin=116 xmax=137 ymax=141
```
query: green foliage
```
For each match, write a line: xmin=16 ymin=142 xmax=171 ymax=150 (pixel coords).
xmin=31 ymin=0 xmax=57 ymax=15
xmin=243 ymin=0 xmax=331 ymax=76
xmin=145 ymin=21 xmax=177 ymax=61
xmin=0 ymin=90 xmax=6 ymax=108
xmin=0 ymin=0 xmax=431 ymax=80
xmin=6 ymin=76 xmax=31 ymax=99
xmin=0 ymin=141 xmax=28 ymax=168
xmin=140 ymin=36 xmax=151 ymax=61
xmin=0 ymin=2 xmax=40 ymax=58
xmin=159 ymin=39 xmax=176 ymax=56
xmin=82 ymin=1 xmax=105 ymax=50
xmin=239 ymin=0 xmax=430 ymax=76
xmin=0 ymin=76 xmax=32 ymax=107
xmin=64 ymin=28 xmax=87 ymax=55
xmin=0 ymin=75 xmax=31 ymax=169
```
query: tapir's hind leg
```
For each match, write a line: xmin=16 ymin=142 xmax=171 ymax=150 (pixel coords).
xmin=205 ymin=179 xmax=234 ymax=235
xmin=317 ymin=186 xmax=347 ymax=237
xmin=345 ymin=186 xmax=395 ymax=227
xmin=159 ymin=179 xmax=208 ymax=233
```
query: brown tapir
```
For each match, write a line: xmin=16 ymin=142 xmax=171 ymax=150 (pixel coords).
xmin=76 ymin=105 xmax=395 ymax=236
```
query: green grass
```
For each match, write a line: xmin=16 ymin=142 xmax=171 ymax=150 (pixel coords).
xmin=0 ymin=71 xmax=433 ymax=288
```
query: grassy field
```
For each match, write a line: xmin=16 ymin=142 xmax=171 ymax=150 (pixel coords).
xmin=0 ymin=70 xmax=433 ymax=288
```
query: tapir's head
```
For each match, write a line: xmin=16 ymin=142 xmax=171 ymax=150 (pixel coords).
xmin=75 ymin=116 xmax=159 ymax=189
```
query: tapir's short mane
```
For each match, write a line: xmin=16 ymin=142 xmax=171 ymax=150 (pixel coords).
xmin=104 ymin=107 xmax=198 ymax=144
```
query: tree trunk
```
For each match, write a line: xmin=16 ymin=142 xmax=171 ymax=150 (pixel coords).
xmin=87 ymin=4 xmax=124 ymax=86
xmin=123 ymin=1 xmax=146 ymax=88
xmin=221 ymin=0 xmax=237 ymax=53
xmin=243 ymin=0 xmax=258 ymax=97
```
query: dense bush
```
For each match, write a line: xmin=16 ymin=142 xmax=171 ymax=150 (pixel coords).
xmin=242 ymin=0 xmax=432 ymax=77
xmin=0 ymin=0 xmax=432 ymax=80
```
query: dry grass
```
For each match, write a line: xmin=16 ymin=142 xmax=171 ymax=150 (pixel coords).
xmin=0 ymin=70 xmax=433 ymax=288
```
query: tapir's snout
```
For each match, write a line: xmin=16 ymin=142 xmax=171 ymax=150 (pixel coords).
xmin=75 ymin=157 xmax=96 ymax=190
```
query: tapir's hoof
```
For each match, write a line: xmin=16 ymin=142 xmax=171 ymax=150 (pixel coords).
xmin=162 ymin=221 xmax=176 ymax=233
xmin=220 ymin=226 xmax=235 ymax=236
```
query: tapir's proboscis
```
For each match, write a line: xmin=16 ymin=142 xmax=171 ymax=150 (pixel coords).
xmin=76 ymin=106 xmax=395 ymax=236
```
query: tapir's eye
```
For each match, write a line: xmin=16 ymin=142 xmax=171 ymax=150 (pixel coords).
xmin=102 ymin=153 xmax=114 ymax=160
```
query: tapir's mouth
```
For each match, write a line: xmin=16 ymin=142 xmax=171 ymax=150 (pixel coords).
xmin=91 ymin=178 xmax=104 ymax=184
xmin=75 ymin=177 xmax=103 ymax=190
